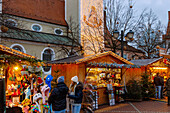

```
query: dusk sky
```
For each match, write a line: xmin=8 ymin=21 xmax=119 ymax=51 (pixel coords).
xmin=133 ymin=0 xmax=170 ymax=27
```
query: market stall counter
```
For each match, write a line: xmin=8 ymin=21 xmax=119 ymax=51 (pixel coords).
xmin=85 ymin=67 xmax=125 ymax=106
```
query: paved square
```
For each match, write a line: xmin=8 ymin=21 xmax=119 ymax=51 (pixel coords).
xmin=95 ymin=101 xmax=170 ymax=113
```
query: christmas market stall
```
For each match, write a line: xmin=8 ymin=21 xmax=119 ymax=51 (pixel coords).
xmin=48 ymin=51 xmax=138 ymax=107
xmin=130 ymin=57 xmax=170 ymax=83
xmin=0 ymin=45 xmax=50 ymax=113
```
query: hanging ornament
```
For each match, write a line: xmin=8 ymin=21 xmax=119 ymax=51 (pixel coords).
xmin=6 ymin=60 xmax=8 ymax=63
xmin=129 ymin=0 xmax=133 ymax=8
xmin=19 ymin=59 xmax=21 ymax=63
xmin=156 ymin=45 xmax=160 ymax=49
xmin=1 ymin=25 xmax=8 ymax=32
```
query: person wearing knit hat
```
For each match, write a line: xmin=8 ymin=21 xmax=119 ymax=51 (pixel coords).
xmin=68 ymin=76 xmax=83 ymax=113
xmin=48 ymin=76 xmax=68 ymax=113
xmin=57 ymin=76 xmax=64 ymax=83
xmin=71 ymin=76 xmax=78 ymax=83
xmin=37 ymin=77 xmax=44 ymax=86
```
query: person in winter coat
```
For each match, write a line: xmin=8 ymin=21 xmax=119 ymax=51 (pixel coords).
xmin=68 ymin=76 xmax=83 ymax=113
xmin=48 ymin=76 xmax=69 ymax=113
xmin=166 ymin=77 xmax=170 ymax=105
xmin=154 ymin=73 xmax=162 ymax=99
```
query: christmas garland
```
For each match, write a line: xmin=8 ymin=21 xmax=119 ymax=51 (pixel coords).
xmin=0 ymin=54 xmax=44 ymax=69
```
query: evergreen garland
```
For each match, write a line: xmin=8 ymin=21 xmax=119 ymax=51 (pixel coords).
xmin=0 ymin=54 xmax=44 ymax=69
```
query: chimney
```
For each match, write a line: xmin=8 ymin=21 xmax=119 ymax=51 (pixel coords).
xmin=169 ymin=11 xmax=170 ymax=20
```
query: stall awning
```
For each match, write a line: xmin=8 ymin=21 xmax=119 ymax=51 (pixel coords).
xmin=48 ymin=51 xmax=134 ymax=65
xmin=130 ymin=57 xmax=163 ymax=66
xmin=0 ymin=44 xmax=36 ymax=59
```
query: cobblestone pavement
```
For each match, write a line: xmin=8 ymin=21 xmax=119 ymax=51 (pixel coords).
xmin=94 ymin=101 xmax=170 ymax=113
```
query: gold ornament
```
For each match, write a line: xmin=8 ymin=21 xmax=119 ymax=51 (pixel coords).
xmin=1 ymin=25 xmax=8 ymax=32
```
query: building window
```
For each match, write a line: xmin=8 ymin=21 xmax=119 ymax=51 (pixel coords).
xmin=10 ymin=44 xmax=26 ymax=53
xmin=5 ymin=19 xmax=17 ymax=27
xmin=42 ymin=48 xmax=55 ymax=73
xmin=54 ymin=28 xmax=63 ymax=35
xmin=31 ymin=24 xmax=42 ymax=32
xmin=43 ymin=49 xmax=53 ymax=61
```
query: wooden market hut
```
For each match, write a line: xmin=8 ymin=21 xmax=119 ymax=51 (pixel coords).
xmin=130 ymin=57 xmax=170 ymax=82
xmin=48 ymin=51 xmax=139 ymax=105
xmin=49 ymin=51 xmax=134 ymax=85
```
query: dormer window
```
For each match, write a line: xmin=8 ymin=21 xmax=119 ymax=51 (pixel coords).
xmin=54 ymin=28 xmax=63 ymax=35
xmin=5 ymin=19 xmax=17 ymax=27
xmin=31 ymin=24 xmax=42 ymax=32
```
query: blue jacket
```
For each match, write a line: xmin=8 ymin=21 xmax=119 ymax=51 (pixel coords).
xmin=68 ymin=82 xmax=83 ymax=104
xmin=48 ymin=82 xmax=68 ymax=111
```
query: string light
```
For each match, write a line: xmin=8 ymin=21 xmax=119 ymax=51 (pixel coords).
xmin=153 ymin=67 xmax=167 ymax=70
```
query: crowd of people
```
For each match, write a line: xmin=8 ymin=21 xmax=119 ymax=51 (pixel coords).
xmin=48 ymin=76 xmax=83 ymax=113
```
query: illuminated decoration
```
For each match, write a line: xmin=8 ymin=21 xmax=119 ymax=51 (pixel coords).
xmin=152 ymin=67 xmax=168 ymax=70
xmin=83 ymin=6 xmax=102 ymax=28
xmin=87 ymin=62 xmax=140 ymax=68
xmin=14 ymin=66 xmax=19 ymax=70
xmin=0 ymin=44 xmax=44 ymax=68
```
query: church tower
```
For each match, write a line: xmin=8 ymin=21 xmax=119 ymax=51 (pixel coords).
xmin=66 ymin=0 xmax=104 ymax=55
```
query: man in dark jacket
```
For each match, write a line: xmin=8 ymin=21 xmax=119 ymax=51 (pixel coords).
xmin=166 ymin=77 xmax=170 ymax=105
xmin=68 ymin=76 xmax=83 ymax=113
xmin=48 ymin=76 xmax=68 ymax=113
xmin=154 ymin=73 xmax=162 ymax=99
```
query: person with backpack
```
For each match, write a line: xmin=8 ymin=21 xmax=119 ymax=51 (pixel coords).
xmin=68 ymin=76 xmax=84 ymax=113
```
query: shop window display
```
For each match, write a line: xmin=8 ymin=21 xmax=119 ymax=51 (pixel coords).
xmin=5 ymin=65 xmax=51 ymax=113
xmin=86 ymin=68 xmax=122 ymax=87
xmin=85 ymin=67 xmax=124 ymax=104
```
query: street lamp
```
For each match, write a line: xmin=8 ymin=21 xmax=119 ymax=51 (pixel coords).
xmin=113 ymin=30 xmax=134 ymax=58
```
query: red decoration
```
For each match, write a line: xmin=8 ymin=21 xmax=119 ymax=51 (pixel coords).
xmin=164 ymin=59 xmax=167 ymax=64
xmin=19 ymin=59 xmax=21 ymax=63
